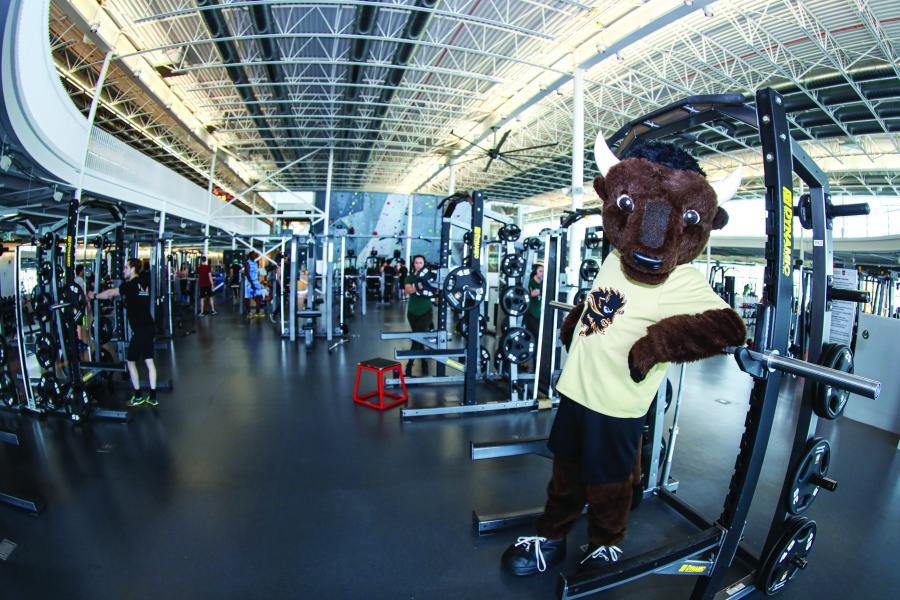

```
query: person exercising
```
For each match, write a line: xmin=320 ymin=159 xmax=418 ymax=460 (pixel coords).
xmin=197 ymin=256 xmax=216 ymax=316
xmin=402 ymin=255 xmax=433 ymax=377
xmin=89 ymin=258 xmax=158 ymax=407
xmin=524 ymin=263 xmax=544 ymax=342
xmin=244 ymin=252 xmax=265 ymax=318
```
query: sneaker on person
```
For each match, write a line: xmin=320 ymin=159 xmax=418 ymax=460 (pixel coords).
xmin=501 ymin=536 xmax=566 ymax=576
xmin=578 ymin=544 xmax=622 ymax=571
xmin=145 ymin=395 xmax=159 ymax=407
xmin=210 ymin=310 xmax=218 ymax=315
xmin=126 ymin=393 xmax=145 ymax=407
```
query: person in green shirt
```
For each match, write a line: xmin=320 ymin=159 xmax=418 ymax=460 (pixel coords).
xmin=523 ymin=263 xmax=544 ymax=342
xmin=402 ymin=255 xmax=433 ymax=377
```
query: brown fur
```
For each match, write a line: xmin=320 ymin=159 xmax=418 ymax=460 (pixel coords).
xmin=586 ymin=481 xmax=634 ymax=546
xmin=593 ymin=158 xmax=727 ymax=286
xmin=536 ymin=456 xmax=587 ymax=540
xmin=560 ymin=301 xmax=584 ymax=351
xmin=628 ymin=308 xmax=747 ymax=382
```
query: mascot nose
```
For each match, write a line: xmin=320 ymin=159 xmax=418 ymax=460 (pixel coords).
xmin=639 ymin=201 xmax=671 ymax=249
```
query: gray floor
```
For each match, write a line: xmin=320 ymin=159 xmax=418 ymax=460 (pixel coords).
xmin=1 ymin=302 xmax=898 ymax=599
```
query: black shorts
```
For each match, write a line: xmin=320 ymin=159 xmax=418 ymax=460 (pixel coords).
xmin=199 ymin=286 xmax=213 ymax=298
xmin=127 ymin=328 xmax=155 ymax=362
xmin=548 ymin=394 xmax=645 ymax=484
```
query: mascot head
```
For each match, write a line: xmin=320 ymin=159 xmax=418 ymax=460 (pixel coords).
xmin=592 ymin=134 xmax=742 ymax=285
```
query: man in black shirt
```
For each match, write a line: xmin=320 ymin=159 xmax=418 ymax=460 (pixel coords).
xmin=90 ymin=258 xmax=158 ymax=407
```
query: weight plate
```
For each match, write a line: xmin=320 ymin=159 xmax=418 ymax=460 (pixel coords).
xmin=0 ymin=375 xmax=17 ymax=408
xmin=500 ymin=254 xmax=526 ymax=278
xmin=499 ymin=327 xmax=536 ymax=365
xmin=65 ymin=386 xmax=92 ymax=422
xmin=38 ymin=264 xmax=53 ymax=287
xmin=758 ymin=517 xmax=816 ymax=596
xmin=456 ymin=313 xmax=487 ymax=339
xmin=475 ymin=347 xmax=489 ymax=376
xmin=414 ymin=266 xmax=440 ymax=298
xmin=38 ymin=373 xmax=64 ymax=411
xmin=99 ymin=318 xmax=114 ymax=344
xmin=579 ymin=259 xmax=600 ymax=283
xmin=523 ymin=237 xmax=543 ymax=252
xmin=500 ymin=285 xmax=529 ymax=316
xmin=40 ymin=232 xmax=55 ymax=248
xmin=573 ymin=288 xmax=589 ymax=305
xmin=585 ymin=231 xmax=602 ymax=250
xmin=442 ymin=267 xmax=486 ymax=311
xmin=538 ymin=228 xmax=552 ymax=238
xmin=35 ymin=333 xmax=57 ymax=369
xmin=498 ymin=224 xmax=521 ymax=242
xmin=812 ymin=343 xmax=852 ymax=420
xmin=0 ymin=338 xmax=6 ymax=364
xmin=785 ymin=438 xmax=832 ymax=516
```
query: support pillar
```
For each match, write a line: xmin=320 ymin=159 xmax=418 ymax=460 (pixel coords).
xmin=568 ymin=67 xmax=585 ymax=275
xmin=204 ymin=147 xmax=218 ymax=257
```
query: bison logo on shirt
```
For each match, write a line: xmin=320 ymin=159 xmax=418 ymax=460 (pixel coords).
xmin=579 ymin=288 xmax=626 ymax=337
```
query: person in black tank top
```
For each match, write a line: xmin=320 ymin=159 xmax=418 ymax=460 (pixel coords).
xmin=90 ymin=258 xmax=158 ymax=408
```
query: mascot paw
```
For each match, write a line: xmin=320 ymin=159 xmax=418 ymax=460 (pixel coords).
xmin=627 ymin=342 xmax=655 ymax=383
xmin=628 ymin=351 xmax=646 ymax=383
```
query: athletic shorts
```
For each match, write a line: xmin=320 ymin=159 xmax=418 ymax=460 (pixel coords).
xmin=199 ymin=286 xmax=213 ymax=299
xmin=548 ymin=394 xmax=645 ymax=484
xmin=127 ymin=328 xmax=155 ymax=362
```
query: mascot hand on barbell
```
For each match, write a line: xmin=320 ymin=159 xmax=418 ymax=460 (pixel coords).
xmin=502 ymin=135 xmax=747 ymax=577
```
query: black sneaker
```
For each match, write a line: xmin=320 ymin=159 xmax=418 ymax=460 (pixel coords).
xmin=210 ymin=310 xmax=218 ymax=315
xmin=404 ymin=363 xmax=414 ymax=378
xmin=578 ymin=544 xmax=623 ymax=572
xmin=501 ymin=536 xmax=565 ymax=576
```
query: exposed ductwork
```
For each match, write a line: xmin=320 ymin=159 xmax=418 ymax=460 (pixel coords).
xmin=196 ymin=0 xmax=287 ymax=170
xmin=347 ymin=0 xmax=438 ymax=183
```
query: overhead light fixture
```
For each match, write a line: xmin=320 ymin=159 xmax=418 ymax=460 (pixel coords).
xmin=153 ymin=214 xmax=160 ymax=223
xmin=615 ymin=52 xmax=625 ymax=62
xmin=0 ymin=155 xmax=11 ymax=172
xmin=180 ymin=220 xmax=187 ymax=229
xmin=53 ymin=190 xmax=63 ymax=202
xmin=703 ymin=7 xmax=714 ymax=17
xmin=683 ymin=0 xmax=694 ymax=6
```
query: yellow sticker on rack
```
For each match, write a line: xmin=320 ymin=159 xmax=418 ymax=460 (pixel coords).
xmin=782 ymin=187 xmax=793 ymax=276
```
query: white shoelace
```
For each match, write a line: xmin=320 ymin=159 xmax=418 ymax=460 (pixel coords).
xmin=580 ymin=545 xmax=623 ymax=565
xmin=514 ymin=536 xmax=549 ymax=572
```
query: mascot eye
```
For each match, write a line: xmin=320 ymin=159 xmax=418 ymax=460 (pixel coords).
xmin=616 ymin=194 xmax=634 ymax=212
xmin=683 ymin=209 xmax=701 ymax=225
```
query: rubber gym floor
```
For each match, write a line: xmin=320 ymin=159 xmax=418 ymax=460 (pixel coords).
xmin=1 ymin=303 xmax=898 ymax=599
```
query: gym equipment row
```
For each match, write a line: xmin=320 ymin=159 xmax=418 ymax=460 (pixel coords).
xmin=469 ymin=89 xmax=880 ymax=599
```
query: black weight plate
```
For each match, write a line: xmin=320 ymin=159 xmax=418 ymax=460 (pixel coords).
xmin=0 ymin=372 xmax=16 ymax=407
xmin=35 ymin=333 xmax=57 ymax=369
xmin=38 ymin=374 xmax=64 ymax=411
xmin=758 ymin=517 xmax=816 ymax=596
xmin=785 ymin=438 xmax=831 ymax=516
xmin=99 ymin=318 xmax=114 ymax=344
xmin=585 ymin=231 xmax=602 ymax=249
xmin=65 ymin=386 xmax=92 ymax=422
xmin=538 ymin=228 xmax=552 ymax=238
xmin=812 ymin=343 xmax=853 ymax=420
xmin=442 ymin=267 xmax=486 ymax=311
xmin=0 ymin=338 xmax=6 ymax=364
xmin=414 ymin=266 xmax=440 ymax=298
xmin=500 ymin=285 xmax=529 ymax=316
xmin=498 ymin=224 xmax=521 ymax=242
xmin=456 ymin=314 xmax=487 ymax=339
xmin=38 ymin=264 xmax=53 ymax=287
xmin=499 ymin=327 xmax=536 ymax=365
xmin=500 ymin=254 xmax=525 ymax=278
xmin=40 ymin=232 xmax=55 ymax=248
xmin=523 ymin=237 xmax=543 ymax=252
xmin=579 ymin=259 xmax=600 ymax=283
xmin=573 ymin=288 xmax=589 ymax=305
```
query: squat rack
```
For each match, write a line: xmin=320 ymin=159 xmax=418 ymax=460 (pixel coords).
xmin=470 ymin=89 xmax=879 ymax=599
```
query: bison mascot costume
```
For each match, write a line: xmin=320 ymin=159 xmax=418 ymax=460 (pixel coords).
xmin=502 ymin=134 xmax=747 ymax=576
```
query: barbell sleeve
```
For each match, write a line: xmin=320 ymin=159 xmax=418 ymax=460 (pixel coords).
xmin=827 ymin=203 xmax=869 ymax=219
xmin=736 ymin=347 xmax=880 ymax=399
xmin=828 ymin=287 xmax=870 ymax=303
xmin=549 ymin=300 xmax=575 ymax=312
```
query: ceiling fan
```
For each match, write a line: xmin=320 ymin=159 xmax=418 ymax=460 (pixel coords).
xmin=445 ymin=127 xmax=558 ymax=174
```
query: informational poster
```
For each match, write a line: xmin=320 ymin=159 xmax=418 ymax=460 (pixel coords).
xmin=829 ymin=268 xmax=858 ymax=346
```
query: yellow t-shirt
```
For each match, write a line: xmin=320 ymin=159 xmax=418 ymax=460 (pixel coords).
xmin=556 ymin=251 xmax=729 ymax=418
